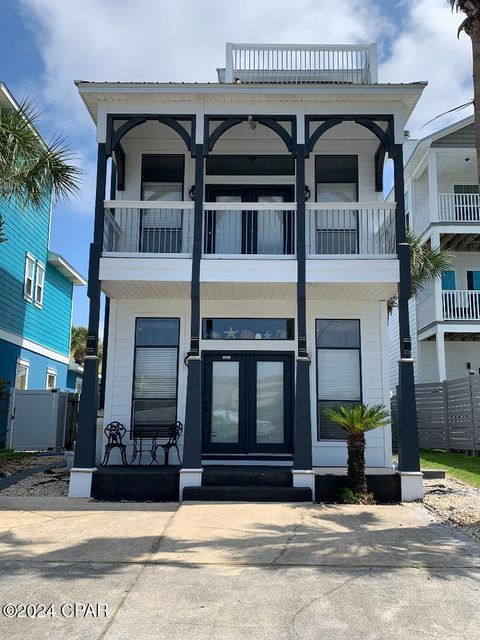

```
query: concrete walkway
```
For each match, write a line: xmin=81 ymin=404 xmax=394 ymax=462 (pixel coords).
xmin=0 ymin=497 xmax=479 ymax=639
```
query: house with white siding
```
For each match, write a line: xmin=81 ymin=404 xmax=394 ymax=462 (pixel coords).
xmin=68 ymin=43 xmax=426 ymax=502
xmin=389 ymin=115 xmax=480 ymax=388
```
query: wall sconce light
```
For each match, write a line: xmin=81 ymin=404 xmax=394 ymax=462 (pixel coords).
xmin=248 ymin=115 xmax=256 ymax=130
xmin=188 ymin=185 xmax=195 ymax=201
xmin=466 ymin=362 xmax=471 ymax=370
xmin=304 ymin=185 xmax=311 ymax=202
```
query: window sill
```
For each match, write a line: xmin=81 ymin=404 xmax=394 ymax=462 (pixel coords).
xmin=23 ymin=294 xmax=33 ymax=304
xmin=33 ymin=301 xmax=43 ymax=309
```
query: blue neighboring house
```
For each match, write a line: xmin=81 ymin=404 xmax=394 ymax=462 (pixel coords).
xmin=0 ymin=83 xmax=86 ymax=439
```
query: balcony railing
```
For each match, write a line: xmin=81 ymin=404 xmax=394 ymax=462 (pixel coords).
xmin=103 ymin=201 xmax=194 ymax=255
xmin=413 ymin=199 xmax=430 ymax=235
xmin=442 ymin=290 xmax=480 ymax=321
xmin=102 ymin=200 xmax=397 ymax=259
xmin=438 ymin=193 xmax=480 ymax=223
xmin=203 ymin=202 xmax=296 ymax=256
xmin=219 ymin=43 xmax=377 ymax=84
xmin=306 ymin=203 xmax=396 ymax=257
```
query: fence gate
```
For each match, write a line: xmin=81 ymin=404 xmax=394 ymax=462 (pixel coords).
xmin=8 ymin=389 xmax=78 ymax=451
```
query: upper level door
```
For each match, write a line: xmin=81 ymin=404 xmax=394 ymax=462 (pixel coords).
xmin=205 ymin=186 xmax=294 ymax=255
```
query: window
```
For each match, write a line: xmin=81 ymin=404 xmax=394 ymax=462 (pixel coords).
xmin=202 ymin=318 xmax=295 ymax=340
xmin=315 ymin=156 xmax=358 ymax=255
xmin=316 ymin=319 xmax=361 ymax=440
xmin=46 ymin=368 xmax=57 ymax=389
xmin=15 ymin=359 xmax=29 ymax=390
xmin=206 ymin=155 xmax=295 ymax=176
xmin=467 ymin=271 xmax=480 ymax=291
xmin=140 ymin=155 xmax=184 ymax=253
xmin=24 ymin=254 xmax=35 ymax=301
xmin=132 ymin=318 xmax=180 ymax=432
xmin=441 ymin=271 xmax=456 ymax=291
xmin=35 ymin=263 xmax=45 ymax=307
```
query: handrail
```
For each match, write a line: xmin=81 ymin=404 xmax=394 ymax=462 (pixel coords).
xmin=307 ymin=202 xmax=396 ymax=211
xmin=104 ymin=200 xmax=194 ymax=209
xmin=204 ymin=202 xmax=296 ymax=211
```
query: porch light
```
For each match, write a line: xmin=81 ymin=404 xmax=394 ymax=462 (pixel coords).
xmin=189 ymin=185 xmax=195 ymax=200
xmin=304 ymin=185 xmax=311 ymax=201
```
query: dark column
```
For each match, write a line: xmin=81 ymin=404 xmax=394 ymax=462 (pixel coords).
xmin=293 ymin=143 xmax=313 ymax=470
xmin=73 ymin=144 xmax=108 ymax=468
xmin=394 ymin=143 xmax=420 ymax=472
xmin=182 ymin=143 xmax=204 ymax=469
xmin=99 ymin=163 xmax=116 ymax=410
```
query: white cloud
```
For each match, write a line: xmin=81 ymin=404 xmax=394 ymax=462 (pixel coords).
xmin=380 ymin=0 xmax=473 ymax=137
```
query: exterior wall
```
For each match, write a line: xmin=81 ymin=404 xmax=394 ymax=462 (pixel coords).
xmin=0 ymin=194 xmax=73 ymax=356
xmin=417 ymin=339 xmax=480 ymax=383
xmin=103 ymin=297 xmax=392 ymax=468
xmin=66 ymin=370 xmax=82 ymax=392
xmin=0 ymin=337 xmax=69 ymax=438
xmin=448 ymin=251 xmax=480 ymax=289
xmin=432 ymin=123 xmax=475 ymax=148
xmin=388 ymin=298 xmax=418 ymax=390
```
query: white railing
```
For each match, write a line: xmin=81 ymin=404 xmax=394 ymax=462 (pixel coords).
xmin=203 ymin=202 xmax=296 ymax=256
xmin=220 ymin=43 xmax=377 ymax=84
xmin=442 ymin=290 xmax=480 ymax=321
xmin=413 ymin=199 xmax=430 ymax=235
xmin=306 ymin=203 xmax=396 ymax=257
xmin=103 ymin=201 xmax=194 ymax=255
xmin=438 ymin=193 xmax=480 ymax=223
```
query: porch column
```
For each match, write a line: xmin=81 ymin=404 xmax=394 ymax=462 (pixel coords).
xmin=394 ymin=142 xmax=423 ymax=500
xmin=428 ymin=150 xmax=438 ymax=222
xmin=292 ymin=138 xmax=315 ymax=498
xmin=180 ymin=135 xmax=204 ymax=498
xmin=436 ymin=327 xmax=447 ymax=381
xmin=69 ymin=143 xmax=108 ymax=497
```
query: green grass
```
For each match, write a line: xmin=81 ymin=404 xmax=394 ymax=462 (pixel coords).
xmin=0 ymin=449 xmax=34 ymax=462
xmin=420 ymin=449 xmax=480 ymax=488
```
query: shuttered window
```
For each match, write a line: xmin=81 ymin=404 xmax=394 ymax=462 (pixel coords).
xmin=133 ymin=318 xmax=180 ymax=432
xmin=316 ymin=319 xmax=361 ymax=440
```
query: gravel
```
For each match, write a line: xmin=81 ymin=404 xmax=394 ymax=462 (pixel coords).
xmin=0 ymin=454 xmax=68 ymax=497
xmin=423 ymin=475 xmax=480 ymax=543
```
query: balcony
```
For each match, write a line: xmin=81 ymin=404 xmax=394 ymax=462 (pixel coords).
xmin=443 ymin=290 xmax=480 ymax=321
xmin=218 ymin=43 xmax=378 ymax=85
xmin=413 ymin=193 xmax=480 ymax=235
xmin=103 ymin=201 xmax=396 ymax=259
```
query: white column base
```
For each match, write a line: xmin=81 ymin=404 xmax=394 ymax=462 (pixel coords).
xmin=68 ymin=468 xmax=96 ymax=498
xmin=400 ymin=471 xmax=424 ymax=502
xmin=179 ymin=468 xmax=203 ymax=501
xmin=292 ymin=470 xmax=315 ymax=501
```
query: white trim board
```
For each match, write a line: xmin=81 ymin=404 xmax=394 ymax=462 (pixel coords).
xmin=0 ymin=327 xmax=70 ymax=365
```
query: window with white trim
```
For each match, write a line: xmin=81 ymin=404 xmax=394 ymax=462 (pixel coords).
xmin=46 ymin=368 xmax=57 ymax=389
xmin=15 ymin=359 xmax=29 ymax=390
xmin=316 ymin=319 xmax=361 ymax=440
xmin=24 ymin=254 xmax=35 ymax=301
xmin=35 ymin=263 xmax=45 ymax=307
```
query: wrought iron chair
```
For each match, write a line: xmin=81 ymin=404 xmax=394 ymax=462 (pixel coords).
xmin=102 ymin=421 xmax=129 ymax=466
xmin=151 ymin=421 xmax=183 ymax=466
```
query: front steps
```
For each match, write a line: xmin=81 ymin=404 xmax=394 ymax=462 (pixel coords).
xmin=183 ymin=465 xmax=312 ymax=502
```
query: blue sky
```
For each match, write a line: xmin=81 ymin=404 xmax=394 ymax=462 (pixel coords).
xmin=0 ymin=0 xmax=473 ymax=328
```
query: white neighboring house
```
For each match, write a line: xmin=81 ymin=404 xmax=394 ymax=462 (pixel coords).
xmin=389 ymin=115 xmax=480 ymax=388
xmin=69 ymin=43 xmax=426 ymax=502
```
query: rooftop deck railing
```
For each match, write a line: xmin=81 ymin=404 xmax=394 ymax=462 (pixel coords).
xmin=218 ymin=43 xmax=377 ymax=84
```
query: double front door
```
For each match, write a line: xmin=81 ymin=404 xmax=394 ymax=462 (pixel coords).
xmin=203 ymin=352 xmax=293 ymax=454
xmin=204 ymin=186 xmax=294 ymax=255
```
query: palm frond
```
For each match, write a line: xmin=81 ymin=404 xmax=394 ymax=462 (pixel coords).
xmin=407 ymin=229 xmax=455 ymax=297
xmin=0 ymin=99 xmax=83 ymax=209
xmin=324 ymin=404 xmax=390 ymax=435
xmin=0 ymin=215 xmax=5 ymax=243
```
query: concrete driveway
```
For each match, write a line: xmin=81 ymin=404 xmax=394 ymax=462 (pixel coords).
xmin=0 ymin=497 xmax=479 ymax=640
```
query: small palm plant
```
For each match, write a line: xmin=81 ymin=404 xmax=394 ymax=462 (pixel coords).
xmin=324 ymin=404 xmax=390 ymax=497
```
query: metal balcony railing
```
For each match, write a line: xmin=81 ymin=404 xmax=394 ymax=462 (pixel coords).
xmin=203 ymin=202 xmax=296 ymax=256
xmin=103 ymin=201 xmax=194 ymax=255
xmin=218 ymin=43 xmax=378 ymax=84
xmin=442 ymin=290 xmax=480 ymax=321
xmin=306 ymin=203 xmax=396 ymax=257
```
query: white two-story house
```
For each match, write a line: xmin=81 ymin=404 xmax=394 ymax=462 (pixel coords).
xmin=389 ymin=116 xmax=480 ymax=387
xmin=69 ymin=43 xmax=426 ymax=502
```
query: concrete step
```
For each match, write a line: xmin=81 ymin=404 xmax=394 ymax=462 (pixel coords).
xmin=202 ymin=465 xmax=292 ymax=487
xmin=183 ymin=485 xmax=312 ymax=502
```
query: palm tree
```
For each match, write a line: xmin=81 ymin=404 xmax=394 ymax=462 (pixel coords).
xmin=449 ymin=1 xmax=480 ymax=185
xmin=0 ymin=98 xmax=82 ymax=240
xmin=71 ymin=326 xmax=103 ymax=369
xmin=324 ymin=404 xmax=390 ymax=495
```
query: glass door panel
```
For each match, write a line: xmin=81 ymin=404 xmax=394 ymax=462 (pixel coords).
xmin=257 ymin=195 xmax=284 ymax=255
xmin=256 ymin=361 xmax=284 ymax=444
xmin=210 ymin=361 xmax=240 ymax=443
xmin=214 ymin=195 xmax=242 ymax=254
